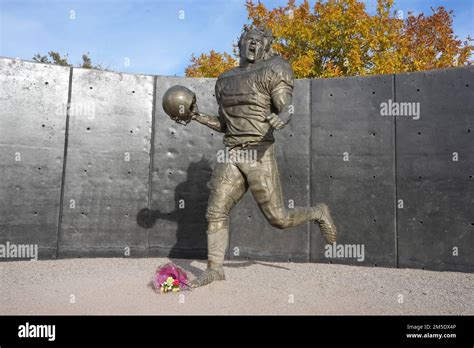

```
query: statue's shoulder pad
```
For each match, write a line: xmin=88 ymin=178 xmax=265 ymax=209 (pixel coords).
xmin=218 ymin=67 xmax=239 ymax=80
xmin=266 ymin=56 xmax=293 ymax=74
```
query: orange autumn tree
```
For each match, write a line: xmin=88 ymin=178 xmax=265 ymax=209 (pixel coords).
xmin=185 ymin=0 xmax=472 ymax=78
xmin=185 ymin=50 xmax=237 ymax=77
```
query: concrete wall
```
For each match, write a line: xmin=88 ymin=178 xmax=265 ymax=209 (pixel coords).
xmin=0 ymin=57 xmax=472 ymax=272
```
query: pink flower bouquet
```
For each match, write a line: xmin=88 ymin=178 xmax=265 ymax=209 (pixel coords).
xmin=152 ymin=262 xmax=189 ymax=293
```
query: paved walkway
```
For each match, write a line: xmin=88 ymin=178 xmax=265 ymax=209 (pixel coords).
xmin=1 ymin=258 xmax=473 ymax=315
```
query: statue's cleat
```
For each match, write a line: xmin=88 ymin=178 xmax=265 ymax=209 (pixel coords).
xmin=190 ymin=267 xmax=225 ymax=288
xmin=314 ymin=203 xmax=337 ymax=244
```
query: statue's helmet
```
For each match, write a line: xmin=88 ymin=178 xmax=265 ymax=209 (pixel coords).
xmin=162 ymin=85 xmax=196 ymax=124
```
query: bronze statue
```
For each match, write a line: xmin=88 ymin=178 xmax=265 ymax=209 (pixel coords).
xmin=163 ymin=26 xmax=337 ymax=288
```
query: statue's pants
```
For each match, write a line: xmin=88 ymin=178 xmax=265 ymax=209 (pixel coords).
xmin=205 ymin=142 xmax=322 ymax=268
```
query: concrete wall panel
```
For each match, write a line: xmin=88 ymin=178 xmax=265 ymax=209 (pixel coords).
xmin=59 ymin=68 xmax=153 ymax=258
xmin=0 ymin=58 xmax=69 ymax=259
xmin=396 ymin=67 xmax=474 ymax=272
xmin=310 ymin=75 xmax=397 ymax=267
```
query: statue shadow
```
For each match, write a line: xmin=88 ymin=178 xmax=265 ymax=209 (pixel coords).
xmin=169 ymin=258 xmax=290 ymax=279
xmin=137 ymin=155 xmax=290 ymax=278
xmin=137 ymin=156 xmax=211 ymax=265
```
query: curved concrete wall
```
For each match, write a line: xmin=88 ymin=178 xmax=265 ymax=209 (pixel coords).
xmin=0 ymin=57 xmax=472 ymax=272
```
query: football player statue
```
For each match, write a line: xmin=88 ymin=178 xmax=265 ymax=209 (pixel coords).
xmin=164 ymin=26 xmax=337 ymax=288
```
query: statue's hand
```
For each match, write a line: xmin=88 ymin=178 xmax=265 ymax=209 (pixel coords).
xmin=265 ymin=113 xmax=285 ymax=130
xmin=190 ymin=102 xmax=200 ymax=120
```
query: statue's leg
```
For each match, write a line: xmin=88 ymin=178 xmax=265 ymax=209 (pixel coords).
xmin=244 ymin=143 xmax=337 ymax=243
xmin=190 ymin=161 xmax=247 ymax=288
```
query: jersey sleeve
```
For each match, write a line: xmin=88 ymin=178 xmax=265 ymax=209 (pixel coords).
xmin=215 ymin=80 xmax=224 ymax=117
xmin=215 ymin=79 xmax=221 ymax=104
xmin=267 ymin=57 xmax=294 ymax=99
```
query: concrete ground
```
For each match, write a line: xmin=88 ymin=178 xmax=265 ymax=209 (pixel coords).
xmin=0 ymin=257 xmax=473 ymax=315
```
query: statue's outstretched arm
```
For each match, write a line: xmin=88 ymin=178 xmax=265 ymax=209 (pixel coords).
xmin=191 ymin=103 xmax=227 ymax=133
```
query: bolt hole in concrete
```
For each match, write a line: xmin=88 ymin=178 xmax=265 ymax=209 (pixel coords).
xmin=471 ymin=222 xmax=474 ymax=226
xmin=89 ymin=86 xmax=93 ymax=90
xmin=417 ymin=88 xmax=420 ymax=92
xmin=37 ymin=167 xmax=41 ymax=170
xmin=469 ymin=175 xmax=473 ymax=179
xmin=373 ymin=175 xmax=376 ymax=179
xmin=128 ymin=171 xmax=131 ymax=175
xmin=81 ymin=212 xmax=85 ymax=216
xmin=372 ymin=132 xmax=376 ymax=136
xmin=417 ymin=131 xmax=421 ymax=135
xmin=329 ymin=134 xmax=333 ymax=137
xmin=125 ymin=213 xmax=129 ymax=217
xmin=34 ymin=212 xmax=38 ymax=216
xmin=132 ymin=90 xmax=135 ymax=94
xmin=329 ymin=175 xmax=333 ymax=179
xmin=44 ymin=81 xmax=48 ymax=85
xmin=329 ymin=93 xmax=333 ymax=97
xmin=418 ymin=176 xmax=422 ymax=179
xmin=84 ymin=169 xmax=87 ymax=173
xmin=372 ymin=91 xmax=375 ymax=94
xmin=466 ymin=84 xmax=470 ymax=87
xmin=290 ymin=134 xmax=293 ymax=137
xmin=42 ymin=124 xmax=45 ymax=128
xmin=468 ymin=129 xmax=471 ymax=133
xmin=420 ymin=221 xmax=424 ymax=224
xmin=373 ymin=218 xmax=377 ymax=223
xmin=86 ymin=127 xmax=90 ymax=131
xmin=130 ymin=130 xmax=133 ymax=134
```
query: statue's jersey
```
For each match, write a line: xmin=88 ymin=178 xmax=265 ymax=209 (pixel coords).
xmin=215 ymin=55 xmax=294 ymax=147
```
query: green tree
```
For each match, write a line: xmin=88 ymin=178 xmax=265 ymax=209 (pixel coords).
xmin=32 ymin=51 xmax=104 ymax=69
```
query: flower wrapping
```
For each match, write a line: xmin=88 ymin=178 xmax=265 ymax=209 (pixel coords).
xmin=152 ymin=262 xmax=189 ymax=293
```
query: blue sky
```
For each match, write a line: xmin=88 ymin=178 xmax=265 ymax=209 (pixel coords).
xmin=0 ymin=0 xmax=472 ymax=76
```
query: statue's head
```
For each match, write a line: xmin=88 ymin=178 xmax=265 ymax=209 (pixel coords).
xmin=238 ymin=26 xmax=274 ymax=66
